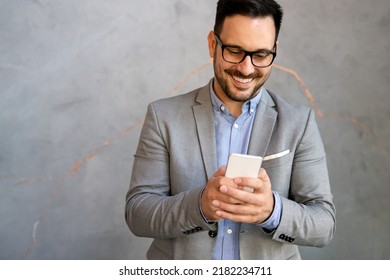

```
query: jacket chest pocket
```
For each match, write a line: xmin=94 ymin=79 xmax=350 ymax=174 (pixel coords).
xmin=261 ymin=151 xmax=293 ymax=197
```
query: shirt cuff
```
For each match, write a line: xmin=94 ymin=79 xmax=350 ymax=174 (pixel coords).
xmin=258 ymin=191 xmax=282 ymax=232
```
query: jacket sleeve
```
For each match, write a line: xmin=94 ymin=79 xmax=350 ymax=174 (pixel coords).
xmin=125 ymin=102 xmax=216 ymax=239
xmin=272 ymin=109 xmax=336 ymax=247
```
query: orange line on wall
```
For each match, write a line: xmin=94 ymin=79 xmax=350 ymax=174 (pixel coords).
xmin=169 ymin=59 xmax=213 ymax=96
xmin=2 ymin=61 xmax=389 ymax=189
xmin=272 ymin=63 xmax=389 ymax=154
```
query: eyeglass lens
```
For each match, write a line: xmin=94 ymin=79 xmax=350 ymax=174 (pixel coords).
xmin=223 ymin=47 xmax=274 ymax=67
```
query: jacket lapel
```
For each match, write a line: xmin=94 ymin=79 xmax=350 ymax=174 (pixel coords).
xmin=192 ymin=84 xmax=218 ymax=179
xmin=192 ymin=85 xmax=277 ymax=178
xmin=248 ymin=89 xmax=277 ymax=158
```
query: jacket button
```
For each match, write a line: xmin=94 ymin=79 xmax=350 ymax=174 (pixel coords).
xmin=208 ymin=230 xmax=217 ymax=238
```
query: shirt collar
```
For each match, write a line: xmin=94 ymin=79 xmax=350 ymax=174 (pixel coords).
xmin=209 ymin=79 xmax=263 ymax=116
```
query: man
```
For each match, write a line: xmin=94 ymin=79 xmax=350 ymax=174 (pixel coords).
xmin=125 ymin=0 xmax=336 ymax=260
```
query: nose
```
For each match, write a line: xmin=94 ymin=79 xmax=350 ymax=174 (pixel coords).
xmin=236 ymin=54 xmax=255 ymax=76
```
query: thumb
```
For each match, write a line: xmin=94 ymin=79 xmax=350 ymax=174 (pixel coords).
xmin=258 ymin=168 xmax=270 ymax=183
xmin=213 ymin=165 xmax=227 ymax=177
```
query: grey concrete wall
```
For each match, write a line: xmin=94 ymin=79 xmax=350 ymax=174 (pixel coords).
xmin=0 ymin=0 xmax=389 ymax=259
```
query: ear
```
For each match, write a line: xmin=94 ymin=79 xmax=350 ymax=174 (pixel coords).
xmin=207 ymin=31 xmax=216 ymax=58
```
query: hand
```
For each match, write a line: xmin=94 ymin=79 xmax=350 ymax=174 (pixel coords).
xmin=205 ymin=168 xmax=275 ymax=224
xmin=200 ymin=166 xmax=242 ymax=222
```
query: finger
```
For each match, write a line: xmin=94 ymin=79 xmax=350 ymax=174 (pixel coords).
xmin=258 ymin=168 xmax=270 ymax=182
xmin=234 ymin=177 xmax=261 ymax=192
xmin=214 ymin=200 xmax=255 ymax=215
xmin=213 ymin=165 xmax=227 ymax=177
xmin=215 ymin=202 xmax=271 ymax=224
xmin=221 ymin=181 xmax=259 ymax=200
xmin=219 ymin=183 xmax=271 ymax=208
xmin=219 ymin=185 xmax=246 ymax=204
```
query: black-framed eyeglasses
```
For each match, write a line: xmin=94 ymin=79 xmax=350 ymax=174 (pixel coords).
xmin=214 ymin=33 xmax=277 ymax=68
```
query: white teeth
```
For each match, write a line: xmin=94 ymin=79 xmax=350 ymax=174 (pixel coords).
xmin=233 ymin=76 xmax=252 ymax=84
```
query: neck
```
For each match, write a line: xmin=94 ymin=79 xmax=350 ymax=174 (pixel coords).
xmin=225 ymin=100 xmax=243 ymax=118
xmin=213 ymin=85 xmax=243 ymax=118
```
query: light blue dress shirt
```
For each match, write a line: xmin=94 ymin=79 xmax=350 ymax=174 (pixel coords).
xmin=208 ymin=80 xmax=282 ymax=260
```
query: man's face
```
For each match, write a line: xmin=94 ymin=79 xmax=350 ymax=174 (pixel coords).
xmin=208 ymin=15 xmax=277 ymax=103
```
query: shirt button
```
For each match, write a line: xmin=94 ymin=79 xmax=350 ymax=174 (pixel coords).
xmin=220 ymin=105 xmax=225 ymax=111
xmin=227 ymin=228 xmax=233 ymax=235
xmin=234 ymin=123 xmax=239 ymax=129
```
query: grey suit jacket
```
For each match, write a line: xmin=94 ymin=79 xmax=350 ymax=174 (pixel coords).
xmin=125 ymin=81 xmax=336 ymax=260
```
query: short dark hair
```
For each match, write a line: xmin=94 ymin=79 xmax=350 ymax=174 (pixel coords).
xmin=214 ymin=0 xmax=284 ymax=41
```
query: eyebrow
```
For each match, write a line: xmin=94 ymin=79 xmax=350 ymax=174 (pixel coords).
xmin=223 ymin=43 xmax=274 ymax=53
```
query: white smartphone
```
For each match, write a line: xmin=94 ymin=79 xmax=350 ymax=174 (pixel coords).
xmin=225 ymin=153 xmax=263 ymax=192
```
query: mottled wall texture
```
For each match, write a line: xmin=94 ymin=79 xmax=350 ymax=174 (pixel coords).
xmin=1 ymin=0 xmax=389 ymax=259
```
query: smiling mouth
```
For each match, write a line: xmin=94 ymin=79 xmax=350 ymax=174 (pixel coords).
xmin=232 ymin=75 xmax=253 ymax=84
xmin=225 ymin=69 xmax=258 ymax=85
